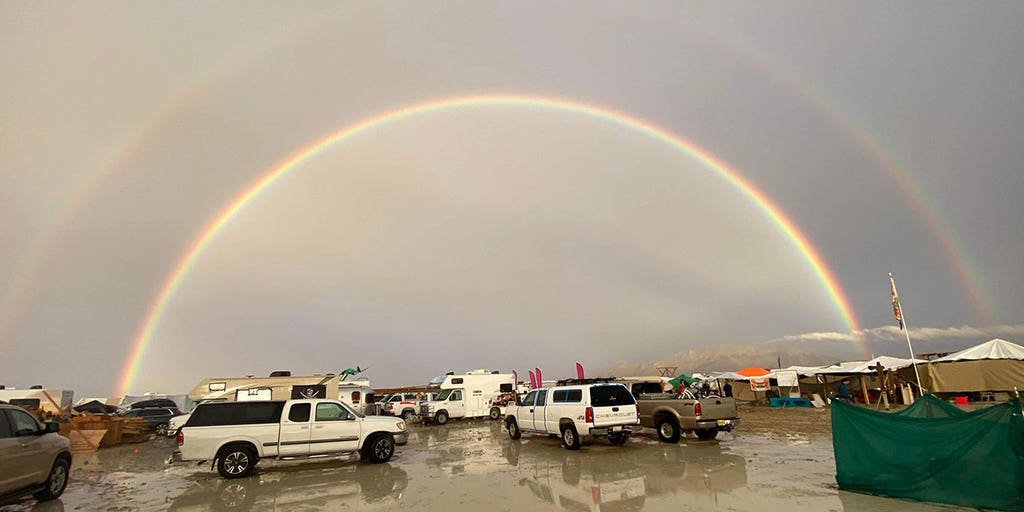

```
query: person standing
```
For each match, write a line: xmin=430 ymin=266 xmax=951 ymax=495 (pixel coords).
xmin=723 ymin=382 xmax=733 ymax=398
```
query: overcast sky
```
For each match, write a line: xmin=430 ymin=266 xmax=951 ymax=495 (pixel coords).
xmin=2 ymin=2 xmax=1022 ymax=397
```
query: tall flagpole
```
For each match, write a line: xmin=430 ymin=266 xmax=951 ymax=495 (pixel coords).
xmin=890 ymin=273 xmax=923 ymax=394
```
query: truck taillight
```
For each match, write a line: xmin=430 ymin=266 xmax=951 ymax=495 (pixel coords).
xmin=694 ymin=402 xmax=702 ymax=416
xmin=585 ymin=406 xmax=594 ymax=423
xmin=177 ymin=430 xmax=184 ymax=445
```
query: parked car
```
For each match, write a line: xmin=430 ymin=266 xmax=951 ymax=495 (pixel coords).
xmin=504 ymin=381 xmax=640 ymax=450
xmin=122 ymin=407 xmax=182 ymax=435
xmin=172 ymin=399 xmax=408 ymax=478
xmin=380 ymin=393 xmax=420 ymax=420
xmin=0 ymin=403 xmax=72 ymax=505
xmin=620 ymin=379 xmax=739 ymax=441
xmin=166 ymin=412 xmax=192 ymax=437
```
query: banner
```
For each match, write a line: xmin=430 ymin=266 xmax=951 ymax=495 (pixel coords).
xmin=749 ymin=377 xmax=771 ymax=392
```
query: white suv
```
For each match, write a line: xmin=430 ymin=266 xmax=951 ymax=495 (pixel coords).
xmin=504 ymin=382 xmax=639 ymax=450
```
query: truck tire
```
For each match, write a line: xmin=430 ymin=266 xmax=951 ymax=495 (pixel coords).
xmin=33 ymin=455 xmax=70 ymax=501
xmin=695 ymin=429 xmax=719 ymax=440
xmin=489 ymin=407 xmax=501 ymax=420
xmin=656 ymin=418 xmax=681 ymax=443
xmin=507 ymin=418 xmax=521 ymax=440
xmin=364 ymin=433 xmax=396 ymax=463
xmin=435 ymin=411 xmax=449 ymax=425
xmin=560 ymin=424 xmax=581 ymax=451
xmin=402 ymin=410 xmax=416 ymax=421
xmin=217 ymin=445 xmax=257 ymax=479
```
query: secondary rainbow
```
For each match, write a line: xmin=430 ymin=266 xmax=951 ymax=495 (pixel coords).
xmin=117 ymin=94 xmax=865 ymax=395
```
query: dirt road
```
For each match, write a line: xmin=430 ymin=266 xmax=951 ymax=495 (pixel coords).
xmin=2 ymin=406 xmax=967 ymax=511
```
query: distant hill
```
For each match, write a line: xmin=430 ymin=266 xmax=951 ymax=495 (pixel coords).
xmin=601 ymin=343 xmax=835 ymax=377
xmin=600 ymin=337 xmax=985 ymax=377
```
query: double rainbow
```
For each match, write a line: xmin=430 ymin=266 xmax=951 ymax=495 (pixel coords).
xmin=117 ymin=94 xmax=863 ymax=395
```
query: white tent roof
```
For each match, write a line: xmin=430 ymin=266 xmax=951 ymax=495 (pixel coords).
xmin=930 ymin=338 xmax=1024 ymax=362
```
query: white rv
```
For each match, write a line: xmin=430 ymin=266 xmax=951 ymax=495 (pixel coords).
xmin=419 ymin=370 xmax=516 ymax=424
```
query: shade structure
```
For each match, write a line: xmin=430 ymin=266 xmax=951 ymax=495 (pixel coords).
xmin=736 ymin=367 xmax=770 ymax=377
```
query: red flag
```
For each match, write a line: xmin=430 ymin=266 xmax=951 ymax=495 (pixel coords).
xmin=890 ymin=274 xmax=904 ymax=330
xmin=575 ymin=362 xmax=584 ymax=380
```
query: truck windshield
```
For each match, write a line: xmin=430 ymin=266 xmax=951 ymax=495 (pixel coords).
xmin=435 ymin=389 xmax=452 ymax=401
xmin=590 ymin=385 xmax=636 ymax=407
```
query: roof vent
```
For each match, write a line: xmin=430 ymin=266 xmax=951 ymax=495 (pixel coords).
xmin=269 ymin=371 xmax=291 ymax=377
xmin=30 ymin=385 xmax=43 ymax=389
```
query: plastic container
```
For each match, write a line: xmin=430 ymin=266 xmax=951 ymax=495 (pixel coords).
xmin=954 ymin=396 xmax=968 ymax=405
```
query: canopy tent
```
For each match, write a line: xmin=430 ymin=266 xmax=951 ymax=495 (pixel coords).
xmin=930 ymin=338 xmax=1024 ymax=362
xmin=816 ymin=356 xmax=924 ymax=375
xmin=832 ymin=395 xmax=1024 ymax=510
xmin=919 ymin=339 xmax=1024 ymax=393
xmin=736 ymin=367 xmax=770 ymax=377
xmin=73 ymin=400 xmax=119 ymax=414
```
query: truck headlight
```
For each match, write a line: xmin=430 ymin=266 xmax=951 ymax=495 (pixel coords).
xmin=396 ymin=422 xmax=406 ymax=431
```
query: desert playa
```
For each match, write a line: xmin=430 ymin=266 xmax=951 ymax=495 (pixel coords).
xmin=1 ymin=406 xmax=968 ymax=512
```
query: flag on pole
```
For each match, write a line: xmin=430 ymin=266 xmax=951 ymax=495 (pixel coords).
xmin=889 ymin=273 xmax=904 ymax=330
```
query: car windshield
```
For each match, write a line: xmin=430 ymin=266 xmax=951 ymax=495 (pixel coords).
xmin=435 ymin=389 xmax=453 ymax=401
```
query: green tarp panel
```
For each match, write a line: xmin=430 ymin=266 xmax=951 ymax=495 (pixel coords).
xmin=891 ymin=393 xmax=965 ymax=419
xmin=832 ymin=395 xmax=1024 ymax=510
xmin=667 ymin=373 xmax=695 ymax=390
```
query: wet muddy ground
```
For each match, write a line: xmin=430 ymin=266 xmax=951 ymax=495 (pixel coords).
xmin=3 ymin=405 xmax=969 ymax=512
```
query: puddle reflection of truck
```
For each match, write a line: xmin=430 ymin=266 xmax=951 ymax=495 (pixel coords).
xmin=505 ymin=441 xmax=646 ymax=512
xmin=419 ymin=370 xmax=515 ymax=425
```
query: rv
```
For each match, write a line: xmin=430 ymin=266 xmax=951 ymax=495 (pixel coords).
xmin=419 ymin=370 xmax=516 ymax=424
xmin=188 ymin=372 xmax=375 ymax=414
xmin=0 ymin=387 xmax=74 ymax=416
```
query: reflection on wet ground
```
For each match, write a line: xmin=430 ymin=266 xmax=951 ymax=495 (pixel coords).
xmin=1 ymin=418 xmax=972 ymax=512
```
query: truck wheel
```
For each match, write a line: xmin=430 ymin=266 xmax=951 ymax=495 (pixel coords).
xmin=560 ymin=424 xmax=581 ymax=450
xmin=695 ymin=429 xmax=719 ymax=440
xmin=402 ymin=410 xmax=416 ymax=421
xmin=217 ymin=445 xmax=257 ymax=479
xmin=489 ymin=407 xmax=501 ymax=420
xmin=33 ymin=455 xmax=70 ymax=501
xmin=435 ymin=411 xmax=449 ymax=425
xmin=609 ymin=432 xmax=629 ymax=445
xmin=155 ymin=423 xmax=168 ymax=436
xmin=507 ymin=419 xmax=522 ymax=440
xmin=656 ymin=418 xmax=681 ymax=443
xmin=365 ymin=434 xmax=396 ymax=463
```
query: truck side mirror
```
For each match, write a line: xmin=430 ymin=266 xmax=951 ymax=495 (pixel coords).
xmin=43 ymin=421 xmax=60 ymax=434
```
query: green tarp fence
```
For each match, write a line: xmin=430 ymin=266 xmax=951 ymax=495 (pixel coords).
xmin=832 ymin=394 xmax=1024 ymax=510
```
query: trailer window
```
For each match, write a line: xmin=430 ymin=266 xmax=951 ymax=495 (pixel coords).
xmin=288 ymin=403 xmax=310 ymax=422
xmin=451 ymin=378 xmax=464 ymax=384
xmin=500 ymin=383 xmax=513 ymax=393
xmin=589 ymin=385 xmax=636 ymax=407
xmin=351 ymin=391 xmax=361 ymax=403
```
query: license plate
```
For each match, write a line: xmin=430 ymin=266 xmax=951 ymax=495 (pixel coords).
xmin=717 ymin=420 xmax=728 ymax=426
xmin=612 ymin=426 xmax=622 ymax=432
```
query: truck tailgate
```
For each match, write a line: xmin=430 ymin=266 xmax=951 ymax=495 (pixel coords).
xmin=589 ymin=384 xmax=639 ymax=427
xmin=698 ymin=397 xmax=737 ymax=419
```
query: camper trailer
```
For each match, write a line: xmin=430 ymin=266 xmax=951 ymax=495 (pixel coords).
xmin=0 ymin=387 xmax=74 ymax=416
xmin=188 ymin=372 xmax=374 ymax=413
xmin=338 ymin=379 xmax=375 ymax=416
xmin=188 ymin=372 xmax=343 ymax=403
xmin=419 ymin=369 xmax=516 ymax=424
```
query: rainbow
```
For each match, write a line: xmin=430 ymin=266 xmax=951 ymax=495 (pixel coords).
xmin=117 ymin=94 xmax=864 ymax=394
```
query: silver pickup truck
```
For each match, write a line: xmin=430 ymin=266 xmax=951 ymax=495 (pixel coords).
xmin=620 ymin=380 xmax=739 ymax=442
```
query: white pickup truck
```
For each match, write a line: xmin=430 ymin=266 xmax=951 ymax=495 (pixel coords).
xmin=504 ymin=382 xmax=640 ymax=450
xmin=172 ymin=399 xmax=408 ymax=478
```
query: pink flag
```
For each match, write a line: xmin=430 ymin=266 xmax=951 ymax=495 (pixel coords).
xmin=535 ymin=368 xmax=542 ymax=387
xmin=576 ymin=362 xmax=584 ymax=380
xmin=528 ymin=370 xmax=537 ymax=389
xmin=512 ymin=370 xmax=518 ymax=387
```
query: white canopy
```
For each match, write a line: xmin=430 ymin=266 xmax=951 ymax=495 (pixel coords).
xmin=930 ymin=338 xmax=1024 ymax=362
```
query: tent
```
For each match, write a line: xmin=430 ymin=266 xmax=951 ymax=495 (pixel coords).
xmin=920 ymin=339 xmax=1024 ymax=393
xmin=73 ymin=400 xmax=119 ymax=414
xmin=832 ymin=395 xmax=1024 ymax=510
